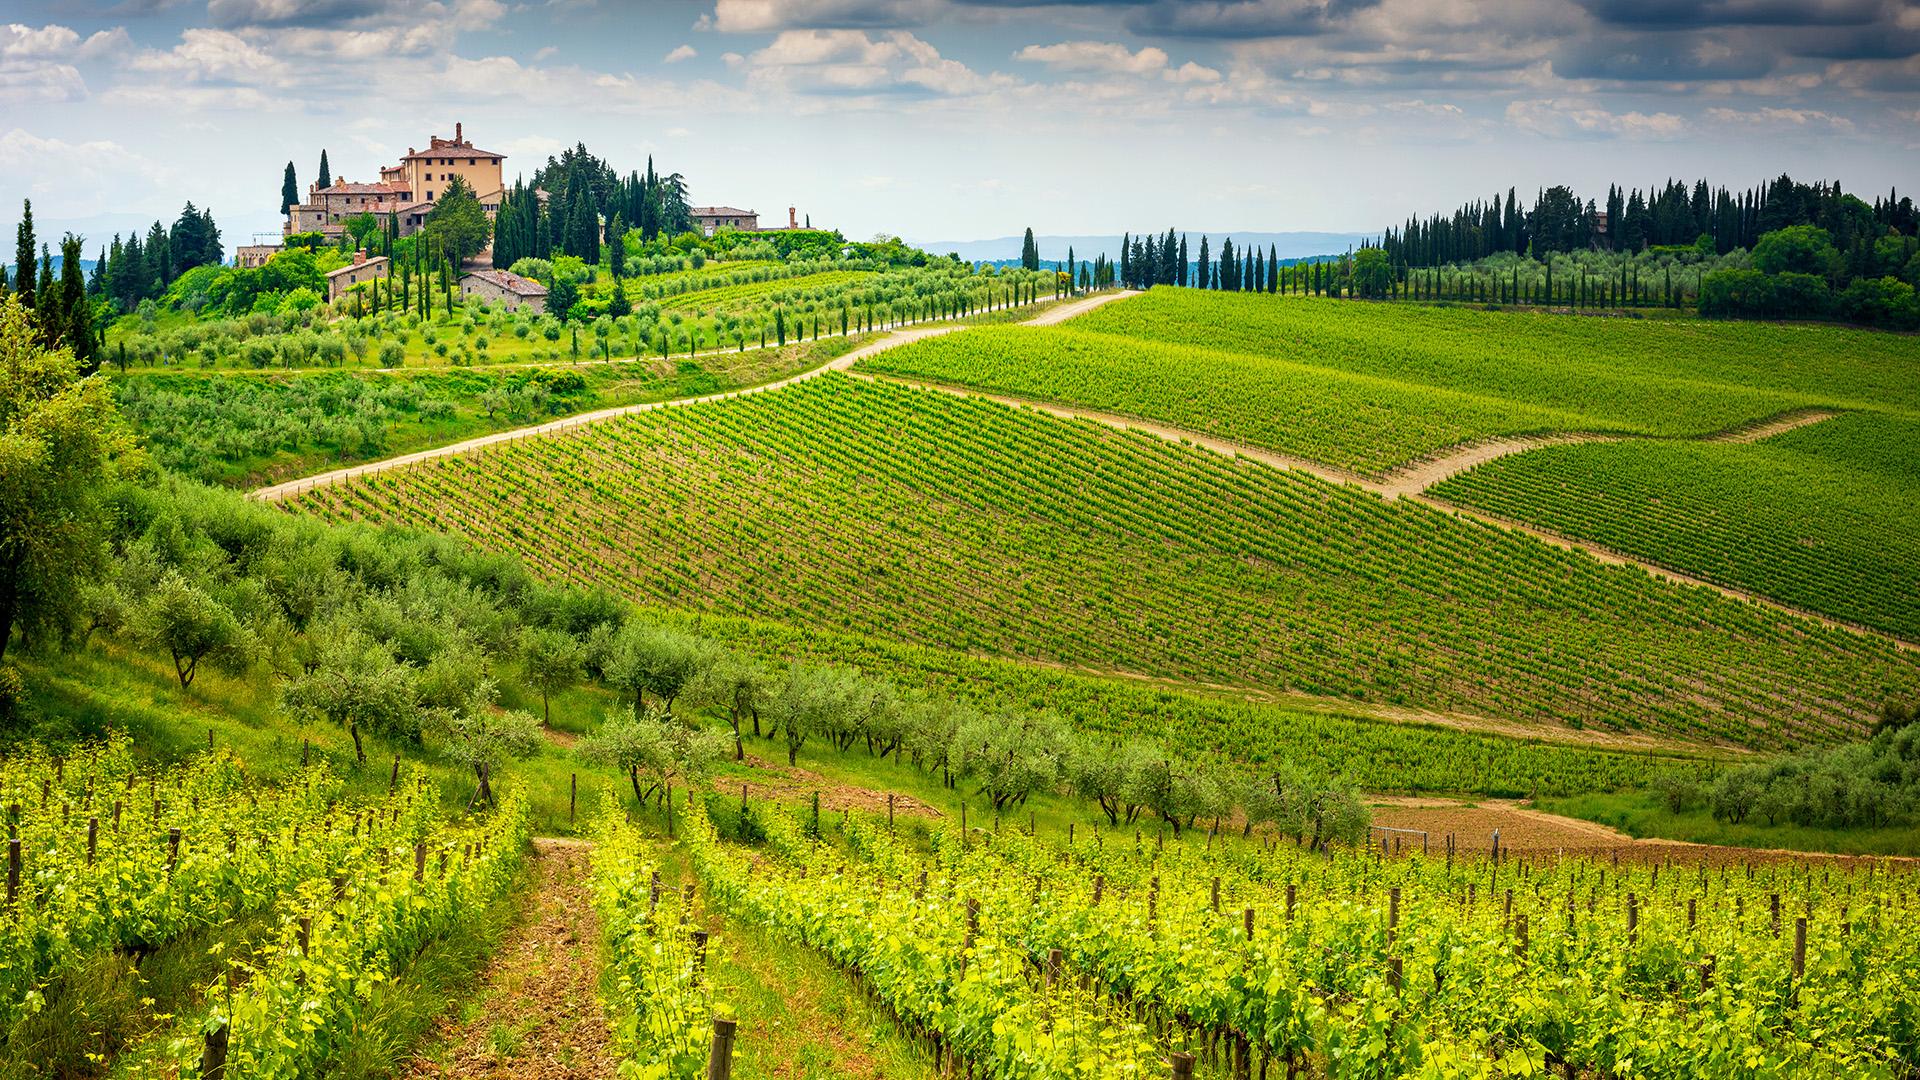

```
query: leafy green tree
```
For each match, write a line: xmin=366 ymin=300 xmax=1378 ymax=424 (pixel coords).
xmin=607 ymin=279 xmax=631 ymax=318
xmin=581 ymin=703 xmax=728 ymax=807
xmin=425 ymin=176 xmax=490 ymax=269
xmin=701 ymin=650 xmax=774 ymax=759
xmin=0 ymin=296 xmax=134 ymax=659
xmin=135 ymin=572 xmax=247 ymax=689
xmin=1352 ymin=247 xmax=1394 ymax=299
xmin=283 ymin=624 xmax=419 ymax=764
xmin=602 ymin=623 xmax=716 ymax=715
xmin=519 ymin=625 xmax=584 ymax=724
xmin=434 ymin=705 xmax=542 ymax=807
xmin=1753 ymin=225 xmax=1842 ymax=280
xmin=952 ymin=708 xmax=1063 ymax=812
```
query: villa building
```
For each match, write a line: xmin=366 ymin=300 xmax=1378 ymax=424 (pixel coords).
xmin=285 ymin=123 xmax=506 ymax=243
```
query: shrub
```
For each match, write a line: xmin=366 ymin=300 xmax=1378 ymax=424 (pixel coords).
xmin=1837 ymin=276 xmax=1920 ymax=330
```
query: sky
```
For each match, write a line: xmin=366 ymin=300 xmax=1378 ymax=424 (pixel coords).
xmin=1 ymin=0 xmax=1917 ymax=251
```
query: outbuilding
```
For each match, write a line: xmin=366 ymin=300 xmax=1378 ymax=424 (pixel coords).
xmin=459 ymin=268 xmax=549 ymax=314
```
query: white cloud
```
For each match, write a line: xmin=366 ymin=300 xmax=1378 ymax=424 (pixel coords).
xmin=1015 ymin=41 xmax=1168 ymax=76
xmin=665 ymin=43 xmax=698 ymax=63
xmin=1703 ymin=105 xmax=1855 ymax=131
xmin=129 ymin=28 xmax=282 ymax=83
xmin=0 ymin=129 xmax=174 ymax=213
xmin=1 ymin=23 xmax=85 ymax=59
xmin=745 ymin=28 xmax=1015 ymax=99
xmin=1505 ymin=97 xmax=1688 ymax=139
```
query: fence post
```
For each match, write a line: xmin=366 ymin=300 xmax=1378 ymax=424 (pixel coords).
xmin=1793 ymin=917 xmax=1807 ymax=981
xmin=571 ymin=774 xmax=578 ymax=824
xmin=706 ymin=1016 xmax=737 ymax=1080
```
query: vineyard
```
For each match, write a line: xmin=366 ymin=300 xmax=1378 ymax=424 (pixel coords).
xmin=113 ymin=337 xmax=860 ymax=487
xmin=285 ymin=373 xmax=1920 ymax=750
xmin=0 ymin=738 xmax=527 ymax=1076
xmin=1071 ymin=291 xmax=1920 ymax=428
xmin=1429 ymin=411 xmax=1920 ymax=640
xmin=856 ymin=324 xmax=1600 ymax=476
xmin=680 ymin=791 xmax=1920 ymax=1078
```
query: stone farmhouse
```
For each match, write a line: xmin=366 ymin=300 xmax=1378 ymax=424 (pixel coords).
xmin=286 ymin=123 xmax=506 ymax=243
xmin=691 ymin=206 xmax=811 ymax=237
xmin=326 ymin=250 xmax=390 ymax=302
xmin=459 ymin=268 xmax=547 ymax=314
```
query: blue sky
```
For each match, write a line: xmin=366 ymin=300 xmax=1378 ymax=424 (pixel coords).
xmin=2 ymin=0 xmax=1916 ymax=249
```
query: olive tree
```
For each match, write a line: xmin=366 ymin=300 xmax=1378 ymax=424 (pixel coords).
xmin=519 ymin=625 xmax=584 ymax=725
xmin=700 ymin=650 xmax=774 ymax=759
xmin=435 ymin=706 xmax=544 ymax=808
xmin=951 ymin=708 xmax=1063 ymax=812
xmin=281 ymin=625 xmax=418 ymax=764
xmin=135 ymin=572 xmax=250 ymax=689
xmin=602 ymin=623 xmax=717 ymax=716
xmin=581 ymin=703 xmax=728 ymax=807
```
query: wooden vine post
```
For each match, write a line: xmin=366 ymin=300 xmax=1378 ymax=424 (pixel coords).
xmin=706 ymin=1016 xmax=737 ymax=1080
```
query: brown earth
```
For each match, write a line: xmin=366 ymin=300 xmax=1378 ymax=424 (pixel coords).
xmin=401 ymin=838 xmax=617 ymax=1079
xmin=714 ymin=754 xmax=945 ymax=819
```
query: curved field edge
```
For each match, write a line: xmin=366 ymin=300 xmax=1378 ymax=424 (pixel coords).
xmin=859 ymin=292 xmax=1920 ymax=478
xmin=1428 ymin=411 xmax=1920 ymax=642
xmin=279 ymin=373 xmax=1920 ymax=753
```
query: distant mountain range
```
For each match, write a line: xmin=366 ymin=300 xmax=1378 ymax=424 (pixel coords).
xmin=912 ymin=231 xmax=1377 ymax=265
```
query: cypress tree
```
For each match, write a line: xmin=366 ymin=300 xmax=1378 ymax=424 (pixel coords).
xmin=281 ymin=162 xmax=299 ymax=216
xmin=13 ymin=200 xmax=35 ymax=309
xmin=1196 ymin=236 xmax=1210 ymax=290
xmin=1268 ymin=245 xmax=1279 ymax=294
xmin=317 ymin=150 xmax=331 ymax=190
xmin=1021 ymin=227 xmax=1039 ymax=271
xmin=1119 ymin=233 xmax=1131 ymax=287
xmin=1178 ymin=235 xmax=1188 ymax=287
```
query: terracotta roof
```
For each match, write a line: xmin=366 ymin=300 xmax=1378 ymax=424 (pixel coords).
xmin=318 ymin=181 xmax=411 ymax=195
xmin=402 ymin=145 xmax=504 ymax=161
xmin=325 ymin=256 xmax=391 ymax=278
xmin=692 ymin=206 xmax=756 ymax=217
xmin=461 ymin=268 xmax=548 ymax=297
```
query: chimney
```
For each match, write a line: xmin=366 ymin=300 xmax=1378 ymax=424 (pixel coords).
xmin=789 ymin=206 xmax=797 ymax=229
xmin=354 ymin=249 xmax=367 ymax=265
xmin=455 ymin=122 xmax=463 ymax=144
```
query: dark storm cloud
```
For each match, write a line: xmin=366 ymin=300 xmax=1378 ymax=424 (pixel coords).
xmin=1553 ymin=31 xmax=1781 ymax=81
xmin=206 ymin=0 xmax=401 ymax=27
xmin=1572 ymin=0 xmax=1891 ymax=28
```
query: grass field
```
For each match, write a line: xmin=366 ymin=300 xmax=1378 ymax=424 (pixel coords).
xmin=855 ymin=290 xmax=1920 ymax=475
xmin=1430 ymin=411 xmax=1920 ymax=639
xmin=286 ymin=373 xmax=1920 ymax=750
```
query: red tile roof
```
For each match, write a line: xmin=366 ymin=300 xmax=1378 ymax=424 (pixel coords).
xmin=402 ymin=145 xmax=503 ymax=161
xmin=692 ymin=206 xmax=756 ymax=217
xmin=318 ymin=181 xmax=411 ymax=195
